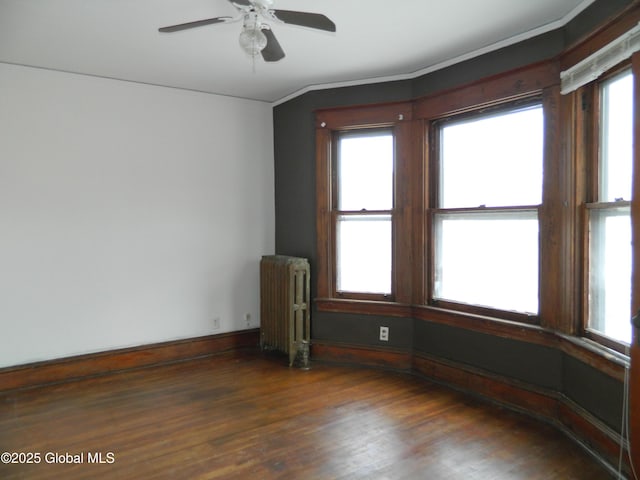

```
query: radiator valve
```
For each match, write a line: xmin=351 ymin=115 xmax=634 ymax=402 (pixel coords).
xmin=293 ymin=340 xmax=311 ymax=370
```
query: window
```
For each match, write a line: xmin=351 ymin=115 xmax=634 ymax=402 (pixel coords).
xmin=334 ymin=130 xmax=394 ymax=296
xmin=586 ymin=69 xmax=633 ymax=345
xmin=432 ymin=102 xmax=544 ymax=317
xmin=315 ymin=102 xmax=411 ymax=305
xmin=314 ymin=57 xmax=635 ymax=361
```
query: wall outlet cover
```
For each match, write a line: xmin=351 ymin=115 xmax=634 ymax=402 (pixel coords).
xmin=380 ymin=326 xmax=389 ymax=341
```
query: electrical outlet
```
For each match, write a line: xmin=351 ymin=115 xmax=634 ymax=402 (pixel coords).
xmin=244 ymin=313 xmax=251 ymax=328
xmin=213 ymin=317 xmax=221 ymax=330
xmin=379 ymin=326 xmax=389 ymax=342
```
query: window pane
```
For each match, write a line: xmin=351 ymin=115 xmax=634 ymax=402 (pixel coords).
xmin=440 ymin=106 xmax=543 ymax=208
xmin=588 ymin=207 xmax=631 ymax=344
xmin=337 ymin=215 xmax=391 ymax=294
xmin=434 ymin=211 xmax=539 ymax=314
xmin=600 ymin=70 xmax=633 ymax=202
xmin=338 ymin=132 xmax=393 ymax=210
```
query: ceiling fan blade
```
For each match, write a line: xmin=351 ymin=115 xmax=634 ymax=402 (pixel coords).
xmin=261 ymin=28 xmax=285 ymax=62
xmin=271 ymin=10 xmax=336 ymax=32
xmin=158 ymin=17 xmax=230 ymax=33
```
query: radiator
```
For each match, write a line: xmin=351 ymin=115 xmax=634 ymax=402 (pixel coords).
xmin=260 ymin=255 xmax=310 ymax=366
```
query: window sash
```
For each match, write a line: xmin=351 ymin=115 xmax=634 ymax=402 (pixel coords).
xmin=433 ymin=209 xmax=539 ymax=315
xmin=438 ymin=104 xmax=544 ymax=209
xmin=599 ymin=70 xmax=633 ymax=202
xmin=335 ymin=129 xmax=394 ymax=211
xmin=335 ymin=213 xmax=393 ymax=295
xmin=587 ymin=205 xmax=632 ymax=345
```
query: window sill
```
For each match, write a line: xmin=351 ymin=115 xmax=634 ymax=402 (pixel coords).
xmin=558 ymin=333 xmax=630 ymax=369
xmin=315 ymin=297 xmax=412 ymax=317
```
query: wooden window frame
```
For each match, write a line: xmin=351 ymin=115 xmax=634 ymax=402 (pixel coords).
xmin=416 ymin=63 xmax=562 ymax=331
xmin=427 ymin=98 xmax=544 ymax=324
xmin=578 ymin=63 xmax=634 ymax=354
xmin=331 ymin=128 xmax=395 ymax=301
xmin=315 ymin=102 xmax=414 ymax=305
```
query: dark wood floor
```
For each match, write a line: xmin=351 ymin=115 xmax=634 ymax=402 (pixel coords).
xmin=0 ymin=350 xmax=613 ymax=479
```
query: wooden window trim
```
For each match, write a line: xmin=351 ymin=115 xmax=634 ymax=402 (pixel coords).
xmin=331 ymin=127 xmax=395 ymax=301
xmin=577 ymin=64 xmax=634 ymax=354
xmin=316 ymin=101 xmax=414 ymax=303
xmin=426 ymin=95 xmax=548 ymax=324
xmin=584 ymin=328 xmax=631 ymax=354
xmin=414 ymin=61 xmax=558 ymax=120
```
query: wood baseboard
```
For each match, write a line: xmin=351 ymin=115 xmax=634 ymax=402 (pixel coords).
xmin=311 ymin=341 xmax=412 ymax=370
xmin=412 ymin=352 xmax=631 ymax=479
xmin=0 ymin=329 xmax=260 ymax=392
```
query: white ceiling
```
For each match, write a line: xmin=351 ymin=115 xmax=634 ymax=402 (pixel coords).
xmin=0 ymin=0 xmax=595 ymax=104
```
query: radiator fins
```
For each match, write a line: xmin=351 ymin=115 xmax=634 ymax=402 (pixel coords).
xmin=260 ymin=255 xmax=310 ymax=366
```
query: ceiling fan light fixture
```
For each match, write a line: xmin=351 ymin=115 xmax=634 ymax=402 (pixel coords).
xmin=238 ymin=26 xmax=267 ymax=56
xmin=238 ymin=13 xmax=268 ymax=57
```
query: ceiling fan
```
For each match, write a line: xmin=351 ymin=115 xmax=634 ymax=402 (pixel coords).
xmin=158 ymin=0 xmax=336 ymax=62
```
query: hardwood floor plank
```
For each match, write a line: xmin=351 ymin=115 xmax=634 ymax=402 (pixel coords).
xmin=0 ymin=351 xmax=614 ymax=479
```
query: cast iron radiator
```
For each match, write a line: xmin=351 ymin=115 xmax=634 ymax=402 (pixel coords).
xmin=260 ymin=255 xmax=310 ymax=366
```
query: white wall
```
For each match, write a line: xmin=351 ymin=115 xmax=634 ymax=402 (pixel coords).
xmin=0 ymin=63 xmax=274 ymax=368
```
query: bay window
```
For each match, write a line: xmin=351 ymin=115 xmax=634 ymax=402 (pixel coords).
xmin=314 ymin=53 xmax=636 ymax=358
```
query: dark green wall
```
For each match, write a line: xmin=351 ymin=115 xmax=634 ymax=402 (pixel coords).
xmin=313 ymin=312 xmax=413 ymax=351
xmin=272 ymin=0 xmax=629 ymax=434
xmin=413 ymin=321 xmax=563 ymax=390
xmin=563 ymin=355 xmax=625 ymax=430
xmin=564 ymin=0 xmax=632 ymax=46
xmin=414 ymin=321 xmax=624 ymax=431
xmin=411 ymin=30 xmax=565 ymax=99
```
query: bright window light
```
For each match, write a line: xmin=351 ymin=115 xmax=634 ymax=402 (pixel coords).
xmin=337 ymin=215 xmax=392 ymax=294
xmin=600 ymin=71 xmax=633 ymax=202
xmin=587 ymin=69 xmax=633 ymax=344
xmin=336 ymin=130 xmax=393 ymax=295
xmin=434 ymin=211 xmax=539 ymax=314
xmin=435 ymin=104 xmax=543 ymax=314
xmin=588 ymin=208 xmax=632 ymax=343
xmin=440 ymin=106 xmax=543 ymax=208
xmin=338 ymin=133 xmax=393 ymax=211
